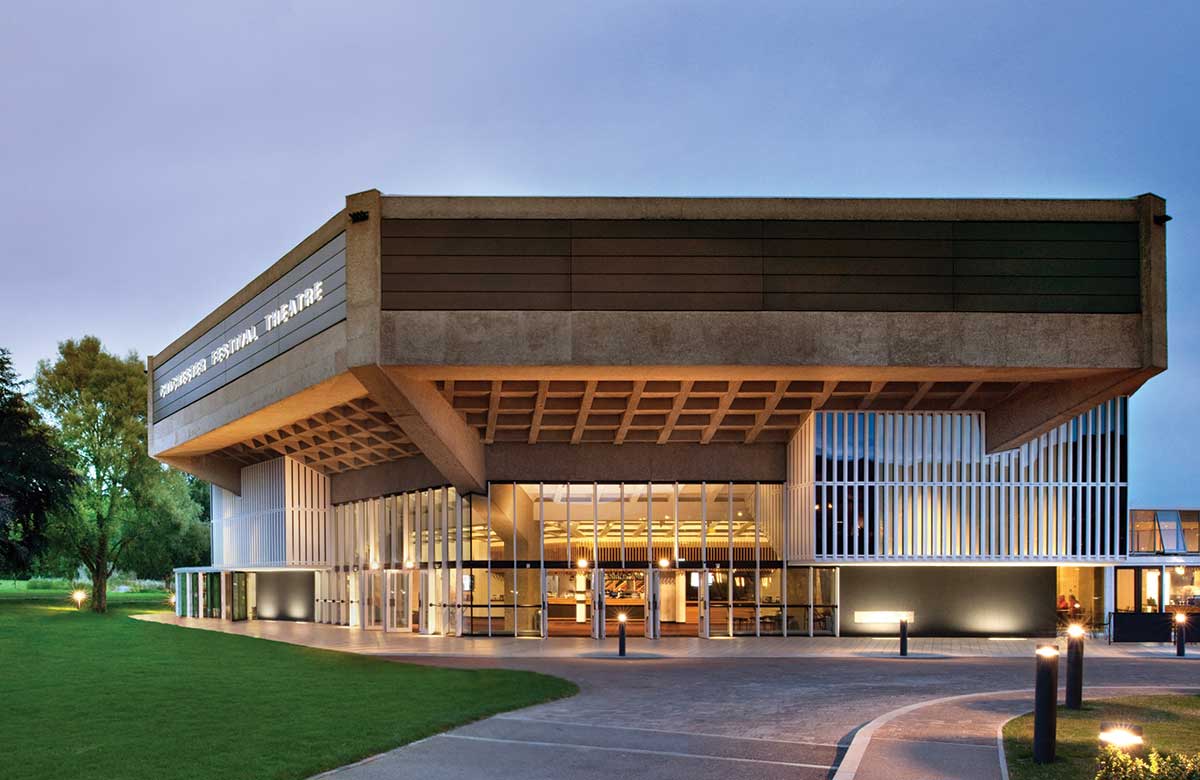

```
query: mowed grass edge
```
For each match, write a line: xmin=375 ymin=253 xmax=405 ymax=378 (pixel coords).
xmin=1003 ymin=694 xmax=1200 ymax=780
xmin=0 ymin=601 xmax=577 ymax=780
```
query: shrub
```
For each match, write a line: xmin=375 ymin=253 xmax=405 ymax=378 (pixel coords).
xmin=25 ymin=577 xmax=75 ymax=590
xmin=1096 ymin=746 xmax=1200 ymax=779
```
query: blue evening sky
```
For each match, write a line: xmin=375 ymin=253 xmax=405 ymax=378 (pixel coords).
xmin=1 ymin=3 xmax=1196 ymax=504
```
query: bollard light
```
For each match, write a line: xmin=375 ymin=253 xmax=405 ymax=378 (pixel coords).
xmin=577 ymin=558 xmax=589 ymax=570
xmin=1176 ymin=612 xmax=1187 ymax=657
xmin=168 ymin=593 xmax=177 ymax=606
xmin=1033 ymin=644 xmax=1059 ymax=764
xmin=617 ymin=612 xmax=627 ymax=657
xmin=899 ymin=618 xmax=909 ymax=657
xmin=72 ymin=590 xmax=86 ymax=609
xmin=658 ymin=558 xmax=670 ymax=569
xmin=1066 ymin=624 xmax=1085 ymax=710
xmin=1099 ymin=723 xmax=1144 ymax=755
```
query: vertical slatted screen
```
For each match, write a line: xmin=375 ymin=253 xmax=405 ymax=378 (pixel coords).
xmin=209 ymin=456 xmax=331 ymax=568
xmin=794 ymin=398 xmax=1127 ymax=562
xmin=785 ymin=417 xmax=816 ymax=561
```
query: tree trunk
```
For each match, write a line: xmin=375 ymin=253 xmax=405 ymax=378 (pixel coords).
xmin=92 ymin=529 xmax=110 ymax=613
xmin=92 ymin=569 xmax=108 ymax=612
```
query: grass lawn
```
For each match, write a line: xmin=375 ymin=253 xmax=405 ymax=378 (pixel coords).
xmin=0 ymin=600 xmax=577 ymax=780
xmin=1004 ymin=694 xmax=1200 ymax=779
xmin=0 ymin=579 xmax=171 ymax=603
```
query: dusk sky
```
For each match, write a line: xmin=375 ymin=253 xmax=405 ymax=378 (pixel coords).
xmin=2 ymin=3 xmax=1196 ymax=505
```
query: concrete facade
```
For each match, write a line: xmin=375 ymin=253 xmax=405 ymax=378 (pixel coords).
xmin=156 ymin=191 xmax=1171 ymax=641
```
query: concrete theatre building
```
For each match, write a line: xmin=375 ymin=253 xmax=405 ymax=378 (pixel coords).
xmin=159 ymin=191 xmax=1173 ymax=640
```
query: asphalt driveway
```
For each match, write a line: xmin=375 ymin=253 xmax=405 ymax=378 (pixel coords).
xmin=315 ymin=655 xmax=1200 ymax=780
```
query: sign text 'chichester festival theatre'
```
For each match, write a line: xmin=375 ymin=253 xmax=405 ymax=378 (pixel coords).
xmin=157 ymin=281 xmax=325 ymax=399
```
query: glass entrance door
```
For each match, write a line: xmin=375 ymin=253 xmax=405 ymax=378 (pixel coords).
xmin=385 ymin=570 xmax=413 ymax=632
xmin=545 ymin=569 xmax=593 ymax=637
xmin=601 ymin=569 xmax=646 ymax=637
xmin=592 ymin=570 xmax=606 ymax=639
xmin=364 ymin=570 xmax=384 ymax=630
xmin=231 ymin=572 xmax=248 ymax=622
xmin=645 ymin=569 xmax=660 ymax=639
xmin=656 ymin=569 xmax=701 ymax=637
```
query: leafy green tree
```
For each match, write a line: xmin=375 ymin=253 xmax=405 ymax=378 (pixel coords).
xmin=34 ymin=336 xmax=199 ymax=611
xmin=186 ymin=473 xmax=211 ymax=523
xmin=122 ymin=468 xmax=210 ymax=584
xmin=0 ymin=348 xmax=77 ymax=578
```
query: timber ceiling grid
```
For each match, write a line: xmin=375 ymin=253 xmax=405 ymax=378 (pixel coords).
xmin=437 ymin=379 xmax=1029 ymax=445
xmin=214 ymin=397 xmax=419 ymax=474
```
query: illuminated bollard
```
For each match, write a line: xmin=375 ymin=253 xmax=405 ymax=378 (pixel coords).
xmin=618 ymin=612 xmax=627 ymax=657
xmin=1176 ymin=613 xmax=1187 ymax=658
xmin=1033 ymin=645 xmax=1059 ymax=764
xmin=1066 ymin=624 xmax=1085 ymax=710
xmin=899 ymin=619 xmax=908 ymax=657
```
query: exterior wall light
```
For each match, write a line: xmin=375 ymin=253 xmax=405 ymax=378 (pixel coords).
xmin=577 ymin=558 xmax=589 ymax=569
xmin=370 ymin=561 xmax=380 ymax=570
xmin=72 ymin=590 xmax=87 ymax=608
xmin=658 ymin=558 xmax=670 ymax=569
xmin=1099 ymin=723 xmax=1144 ymax=752
xmin=404 ymin=559 xmax=414 ymax=569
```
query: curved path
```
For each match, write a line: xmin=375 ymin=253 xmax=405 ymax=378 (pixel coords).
xmin=136 ymin=616 xmax=1200 ymax=779
xmin=837 ymin=685 xmax=1200 ymax=780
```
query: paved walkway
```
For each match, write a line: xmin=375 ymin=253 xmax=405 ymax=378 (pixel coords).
xmin=135 ymin=615 xmax=1200 ymax=779
xmin=134 ymin=613 xmax=1187 ymax=659
xmin=840 ymin=685 xmax=1200 ymax=780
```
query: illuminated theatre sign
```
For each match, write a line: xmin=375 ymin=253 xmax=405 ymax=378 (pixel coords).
xmin=157 ymin=281 xmax=325 ymax=400
xmin=152 ymin=233 xmax=346 ymax=420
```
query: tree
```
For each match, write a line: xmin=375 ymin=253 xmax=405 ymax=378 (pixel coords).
xmin=121 ymin=468 xmax=210 ymax=584
xmin=33 ymin=336 xmax=176 ymax=611
xmin=0 ymin=348 xmax=77 ymax=578
xmin=186 ymin=473 xmax=211 ymax=523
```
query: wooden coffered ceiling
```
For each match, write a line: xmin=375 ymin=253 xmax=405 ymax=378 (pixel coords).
xmin=213 ymin=396 xmax=420 ymax=475
xmin=436 ymin=378 xmax=1031 ymax=446
xmin=201 ymin=376 xmax=1038 ymax=479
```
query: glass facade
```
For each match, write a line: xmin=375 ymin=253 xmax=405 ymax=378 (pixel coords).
xmin=318 ymin=481 xmax=864 ymax=637
xmin=1131 ymin=510 xmax=1200 ymax=554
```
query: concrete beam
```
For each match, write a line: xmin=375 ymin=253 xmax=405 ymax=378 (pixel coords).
xmin=344 ymin=188 xmax=382 ymax=368
xmin=349 ymin=364 xmax=486 ymax=493
xmin=381 ymin=195 xmax=1140 ymax=222
xmin=381 ymin=311 xmax=1144 ymax=373
xmin=330 ymin=456 xmax=447 ymax=504
xmin=984 ymin=369 xmax=1158 ymax=453
xmin=159 ymin=453 xmax=242 ymax=495
xmin=486 ymin=442 xmax=786 ymax=483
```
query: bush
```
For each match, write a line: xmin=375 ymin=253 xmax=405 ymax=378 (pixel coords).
xmin=1097 ymin=746 xmax=1200 ymax=779
xmin=25 ymin=577 xmax=75 ymax=590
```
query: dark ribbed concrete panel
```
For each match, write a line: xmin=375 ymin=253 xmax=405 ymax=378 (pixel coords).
xmin=381 ymin=219 xmax=1139 ymax=315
